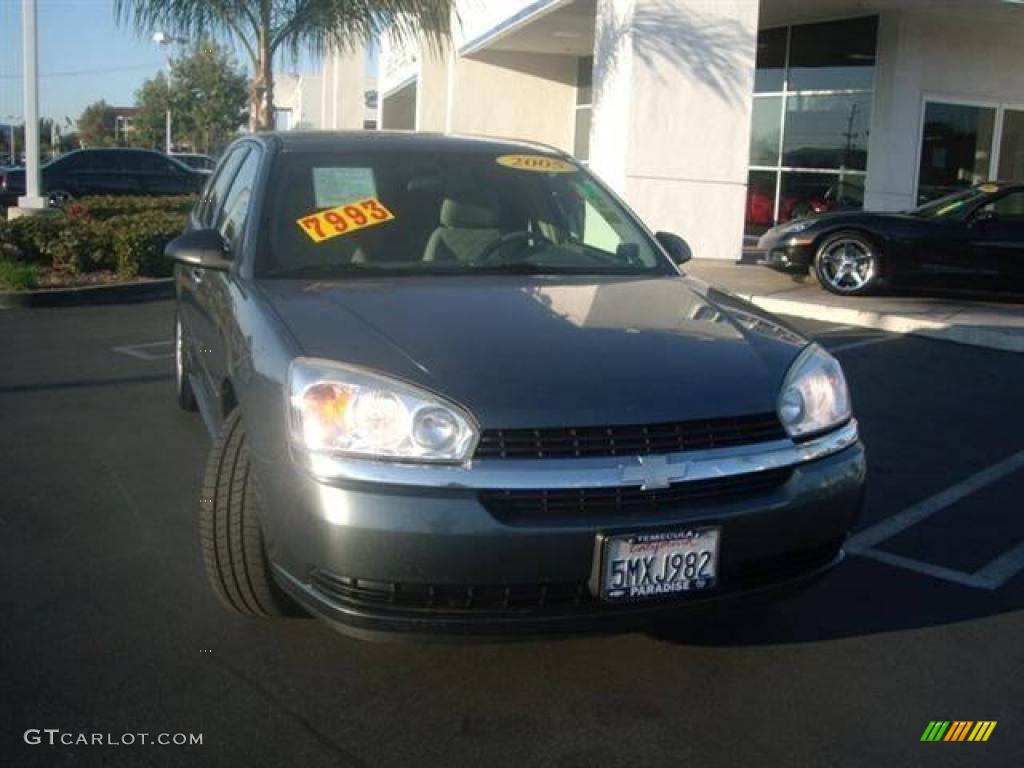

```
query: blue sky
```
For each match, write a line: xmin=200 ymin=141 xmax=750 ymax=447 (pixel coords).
xmin=0 ymin=0 xmax=328 ymax=126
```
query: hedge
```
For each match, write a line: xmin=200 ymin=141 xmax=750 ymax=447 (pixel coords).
xmin=0 ymin=195 xmax=194 ymax=281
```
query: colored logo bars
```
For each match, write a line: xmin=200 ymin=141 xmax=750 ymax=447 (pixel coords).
xmin=921 ymin=721 xmax=997 ymax=742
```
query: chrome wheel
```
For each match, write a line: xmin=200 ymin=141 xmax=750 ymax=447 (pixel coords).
xmin=816 ymin=237 xmax=876 ymax=294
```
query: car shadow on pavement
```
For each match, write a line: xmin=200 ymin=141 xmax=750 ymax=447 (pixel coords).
xmin=644 ymin=558 xmax=1023 ymax=646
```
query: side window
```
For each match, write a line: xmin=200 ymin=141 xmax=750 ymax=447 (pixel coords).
xmin=985 ymin=191 xmax=1024 ymax=220
xmin=199 ymin=148 xmax=249 ymax=227
xmin=56 ymin=153 xmax=86 ymax=172
xmin=216 ymin=149 xmax=262 ymax=250
xmin=124 ymin=152 xmax=181 ymax=175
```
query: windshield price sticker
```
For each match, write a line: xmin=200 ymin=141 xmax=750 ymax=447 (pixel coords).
xmin=496 ymin=154 xmax=577 ymax=174
xmin=297 ymin=198 xmax=395 ymax=243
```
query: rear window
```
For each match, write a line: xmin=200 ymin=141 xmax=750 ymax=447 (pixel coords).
xmin=258 ymin=150 xmax=672 ymax=278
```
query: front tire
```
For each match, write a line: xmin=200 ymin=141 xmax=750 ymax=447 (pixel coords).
xmin=813 ymin=230 xmax=882 ymax=296
xmin=199 ymin=410 xmax=296 ymax=617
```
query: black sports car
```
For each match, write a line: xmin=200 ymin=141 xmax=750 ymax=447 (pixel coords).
xmin=758 ymin=182 xmax=1024 ymax=296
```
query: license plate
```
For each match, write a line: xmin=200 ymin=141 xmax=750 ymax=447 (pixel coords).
xmin=598 ymin=528 xmax=719 ymax=602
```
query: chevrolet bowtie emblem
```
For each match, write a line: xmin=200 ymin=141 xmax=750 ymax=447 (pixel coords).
xmin=619 ymin=455 xmax=686 ymax=490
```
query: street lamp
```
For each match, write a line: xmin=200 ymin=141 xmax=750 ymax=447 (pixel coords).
xmin=153 ymin=31 xmax=186 ymax=154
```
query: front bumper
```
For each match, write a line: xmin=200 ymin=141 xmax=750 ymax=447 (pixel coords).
xmin=256 ymin=427 xmax=866 ymax=638
xmin=757 ymin=230 xmax=816 ymax=273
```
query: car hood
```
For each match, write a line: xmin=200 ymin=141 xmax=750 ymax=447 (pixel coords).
xmin=255 ymin=275 xmax=807 ymax=429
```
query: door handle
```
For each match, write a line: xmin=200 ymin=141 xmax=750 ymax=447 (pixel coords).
xmin=190 ymin=267 xmax=204 ymax=284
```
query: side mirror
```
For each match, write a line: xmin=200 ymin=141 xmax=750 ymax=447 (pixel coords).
xmin=165 ymin=228 xmax=231 ymax=270
xmin=655 ymin=231 xmax=692 ymax=265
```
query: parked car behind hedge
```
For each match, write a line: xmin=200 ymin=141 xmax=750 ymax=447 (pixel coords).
xmin=0 ymin=149 xmax=205 ymax=208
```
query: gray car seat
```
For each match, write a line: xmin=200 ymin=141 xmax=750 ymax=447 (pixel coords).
xmin=422 ymin=192 xmax=503 ymax=263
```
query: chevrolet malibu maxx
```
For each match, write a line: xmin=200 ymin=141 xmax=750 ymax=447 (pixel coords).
xmin=168 ymin=132 xmax=865 ymax=638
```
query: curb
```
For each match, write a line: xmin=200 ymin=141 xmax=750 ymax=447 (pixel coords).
xmin=740 ymin=293 xmax=1024 ymax=354
xmin=0 ymin=278 xmax=174 ymax=309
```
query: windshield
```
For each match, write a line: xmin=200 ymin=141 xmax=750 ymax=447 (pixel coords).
xmin=259 ymin=150 xmax=673 ymax=278
xmin=911 ymin=188 xmax=989 ymax=219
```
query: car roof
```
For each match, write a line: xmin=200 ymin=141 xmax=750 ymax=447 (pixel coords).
xmin=258 ymin=130 xmax=570 ymax=158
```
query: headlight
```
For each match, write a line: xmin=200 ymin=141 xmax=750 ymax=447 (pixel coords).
xmin=777 ymin=344 xmax=851 ymax=439
xmin=288 ymin=358 xmax=479 ymax=463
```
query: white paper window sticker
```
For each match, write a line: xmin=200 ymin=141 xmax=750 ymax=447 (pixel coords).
xmin=313 ymin=167 xmax=378 ymax=208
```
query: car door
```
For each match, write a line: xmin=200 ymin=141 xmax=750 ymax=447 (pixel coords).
xmin=904 ymin=216 xmax=980 ymax=289
xmin=193 ymin=146 xmax=263 ymax=402
xmin=80 ymin=150 xmax=140 ymax=196
xmin=969 ymin=189 xmax=1024 ymax=291
xmin=177 ymin=146 xmax=250 ymax=403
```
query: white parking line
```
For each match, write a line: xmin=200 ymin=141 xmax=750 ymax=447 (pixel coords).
xmin=827 ymin=336 xmax=895 ymax=353
xmin=851 ymin=548 xmax=990 ymax=589
xmin=847 ymin=448 xmax=1024 ymax=590
xmin=813 ymin=324 xmax=857 ymax=336
xmin=972 ymin=539 xmax=1024 ymax=589
xmin=113 ymin=340 xmax=174 ymax=360
xmin=848 ymin=449 xmax=1024 ymax=550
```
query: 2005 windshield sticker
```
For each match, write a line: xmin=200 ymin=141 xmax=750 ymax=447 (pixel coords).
xmin=297 ymin=198 xmax=395 ymax=243
xmin=496 ymin=154 xmax=576 ymax=173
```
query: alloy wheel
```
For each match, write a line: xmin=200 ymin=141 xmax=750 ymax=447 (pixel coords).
xmin=818 ymin=238 xmax=876 ymax=293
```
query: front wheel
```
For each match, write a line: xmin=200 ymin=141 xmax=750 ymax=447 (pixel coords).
xmin=813 ymin=231 xmax=882 ymax=296
xmin=199 ymin=410 xmax=298 ymax=617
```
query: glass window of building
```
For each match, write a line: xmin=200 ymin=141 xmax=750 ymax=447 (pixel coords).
xmin=917 ymin=102 xmax=995 ymax=204
xmin=574 ymin=56 xmax=594 ymax=163
xmin=746 ymin=17 xmax=877 ymax=238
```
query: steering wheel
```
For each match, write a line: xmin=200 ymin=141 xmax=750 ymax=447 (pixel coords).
xmin=476 ymin=230 xmax=553 ymax=264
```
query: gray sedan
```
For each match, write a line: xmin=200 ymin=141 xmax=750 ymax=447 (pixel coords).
xmin=167 ymin=132 xmax=865 ymax=638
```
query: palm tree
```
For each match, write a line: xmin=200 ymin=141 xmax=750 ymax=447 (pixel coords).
xmin=115 ymin=0 xmax=453 ymax=132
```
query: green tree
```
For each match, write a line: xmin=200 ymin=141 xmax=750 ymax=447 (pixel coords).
xmin=170 ymin=42 xmax=249 ymax=153
xmin=115 ymin=0 xmax=453 ymax=132
xmin=132 ymin=72 xmax=171 ymax=149
xmin=77 ymin=101 xmax=117 ymax=147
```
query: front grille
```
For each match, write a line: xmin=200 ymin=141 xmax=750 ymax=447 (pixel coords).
xmin=479 ymin=468 xmax=793 ymax=523
xmin=475 ymin=413 xmax=786 ymax=460
xmin=311 ymin=570 xmax=591 ymax=614
xmin=308 ymin=539 xmax=841 ymax=618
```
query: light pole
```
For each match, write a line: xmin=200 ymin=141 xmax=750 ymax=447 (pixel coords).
xmin=153 ymin=31 xmax=185 ymax=154
xmin=19 ymin=0 xmax=45 ymax=210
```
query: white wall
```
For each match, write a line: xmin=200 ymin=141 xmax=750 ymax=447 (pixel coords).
xmin=865 ymin=8 xmax=1024 ymax=211
xmin=381 ymin=84 xmax=417 ymax=130
xmin=454 ymin=0 xmax=565 ymax=50
xmin=319 ymin=47 xmax=369 ymax=130
xmin=591 ymin=0 xmax=760 ymax=261
xmin=448 ymin=50 xmax=577 ymax=150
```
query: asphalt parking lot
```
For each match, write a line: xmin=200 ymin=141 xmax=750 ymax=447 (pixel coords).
xmin=1 ymin=297 xmax=1022 ymax=768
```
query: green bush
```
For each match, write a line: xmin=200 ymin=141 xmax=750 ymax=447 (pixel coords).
xmin=109 ymin=211 xmax=186 ymax=278
xmin=0 ymin=215 xmax=63 ymax=264
xmin=0 ymin=259 xmax=40 ymax=291
xmin=43 ymin=217 xmax=112 ymax=273
xmin=72 ymin=195 xmax=197 ymax=221
xmin=0 ymin=197 xmax=189 ymax=281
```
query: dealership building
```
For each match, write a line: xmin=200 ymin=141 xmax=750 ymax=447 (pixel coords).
xmin=345 ymin=0 xmax=1024 ymax=261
